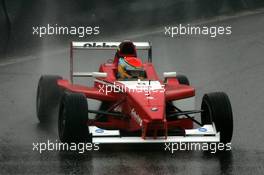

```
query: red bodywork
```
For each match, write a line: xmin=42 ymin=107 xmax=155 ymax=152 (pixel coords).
xmin=58 ymin=61 xmax=195 ymax=139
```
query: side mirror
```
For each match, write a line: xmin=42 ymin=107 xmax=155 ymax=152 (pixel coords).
xmin=73 ymin=72 xmax=107 ymax=78
xmin=92 ymin=72 xmax=108 ymax=78
xmin=163 ymin=72 xmax=177 ymax=78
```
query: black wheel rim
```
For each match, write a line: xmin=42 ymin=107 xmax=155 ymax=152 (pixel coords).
xmin=201 ymin=99 xmax=212 ymax=125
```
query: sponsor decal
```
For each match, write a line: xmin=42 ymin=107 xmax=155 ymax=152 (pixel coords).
xmin=198 ymin=127 xmax=207 ymax=132
xmin=95 ymin=128 xmax=104 ymax=133
xmin=83 ymin=42 xmax=118 ymax=48
xmin=130 ymin=108 xmax=142 ymax=126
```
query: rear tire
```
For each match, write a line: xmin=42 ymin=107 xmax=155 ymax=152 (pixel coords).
xmin=58 ymin=92 xmax=91 ymax=143
xmin=36 ymin=75 xmax=63 ymax=123
xmin=201 ymin=92 xmax=233 ymax=143
xmin=176 ymin=74 xmax=190 ymax=85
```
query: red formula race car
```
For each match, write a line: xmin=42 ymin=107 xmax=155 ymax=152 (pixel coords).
xmin=36 ymin=41 xmax=233 ymax=144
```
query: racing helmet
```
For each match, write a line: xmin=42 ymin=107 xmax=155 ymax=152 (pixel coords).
xmin=121 ymin=56 xmax=145 ymax=78
xmin=123 ymin=56 xmax=143 ymax=69
xmin=114 ymin=41 xmax=138 ymax=66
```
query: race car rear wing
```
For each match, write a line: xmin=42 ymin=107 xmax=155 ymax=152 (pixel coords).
xmin=70 ymin=41 xmax=152 ymax=82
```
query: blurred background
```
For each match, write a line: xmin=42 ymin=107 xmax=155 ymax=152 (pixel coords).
xmin=1 ymin=0 xmax=264 ymax=57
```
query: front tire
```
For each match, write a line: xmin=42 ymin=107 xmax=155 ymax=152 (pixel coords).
xmin=36 ymin=75 xmax=63 ymax=123
xmin=58 ymin=92 xmax=90 ymax=143
xmin=201 ymin=92 xmax=233 ymax=143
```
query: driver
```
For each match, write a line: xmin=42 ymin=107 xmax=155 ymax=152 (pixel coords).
xmin=117 ymin=56 xmax=144 ymax=80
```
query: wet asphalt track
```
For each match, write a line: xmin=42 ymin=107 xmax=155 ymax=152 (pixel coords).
xmin=1 ymin=11 xmax=264 ymax=175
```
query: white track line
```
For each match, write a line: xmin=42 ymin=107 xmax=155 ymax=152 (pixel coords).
xmin=0 ymin=56 xmax=38 ymax=67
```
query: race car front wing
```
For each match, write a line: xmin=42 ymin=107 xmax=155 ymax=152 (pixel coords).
xmin=89 ymin=124 xmax=220 ymax=143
